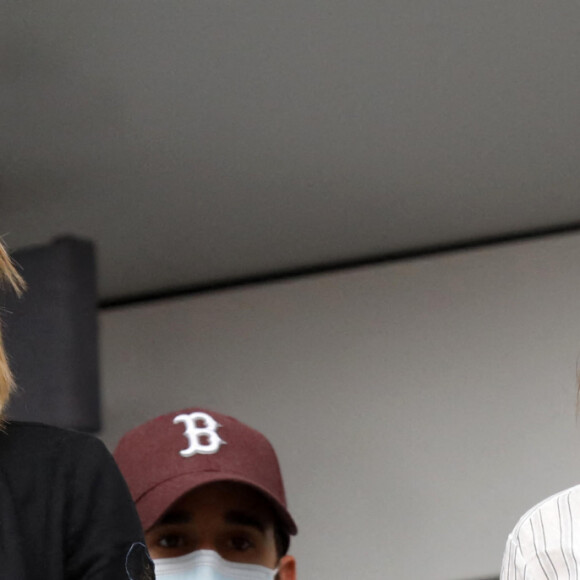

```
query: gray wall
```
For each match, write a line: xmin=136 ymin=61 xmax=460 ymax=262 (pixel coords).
xmin=100 ymin=232 xmax=580 ymax=579
xmin=4 ymin=1 xmax=580 ymax=300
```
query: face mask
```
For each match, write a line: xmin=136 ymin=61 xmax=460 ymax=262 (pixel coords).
xmin=153 ymin=549 xmax=278 ymax=580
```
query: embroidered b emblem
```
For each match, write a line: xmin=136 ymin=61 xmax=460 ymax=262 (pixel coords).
xmin=173 ymin=411 xmax=225 ymax=457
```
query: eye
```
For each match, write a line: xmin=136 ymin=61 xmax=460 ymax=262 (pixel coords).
xmin=228 ymin=535 xmax=254 ymax=552
xmin=157 ymin=533 xmax=186 ymax=549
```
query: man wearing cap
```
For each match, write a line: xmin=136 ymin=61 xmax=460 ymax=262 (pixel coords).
xmin=114 ymin=408 xmax=297 ymax=580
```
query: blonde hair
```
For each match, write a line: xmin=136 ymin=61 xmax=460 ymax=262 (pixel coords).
xmin=0 ymin=241 xmax=25 ymax=418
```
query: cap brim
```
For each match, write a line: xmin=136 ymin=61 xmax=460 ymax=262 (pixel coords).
xmin=137 ymin=471 xmax=298 ymax=535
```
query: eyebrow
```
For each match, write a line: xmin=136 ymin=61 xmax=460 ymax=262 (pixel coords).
xmin=224 ymin=510 xmax=266 ymax=534
xmin=154 ymin=509 xmax=267 ymax=533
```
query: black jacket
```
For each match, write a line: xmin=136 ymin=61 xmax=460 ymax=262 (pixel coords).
xmin=0 ymin=421 xmax=154 ymax=579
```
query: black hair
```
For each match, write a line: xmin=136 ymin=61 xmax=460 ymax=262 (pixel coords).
xmin=273 ymin=515 xmax=291 ymax=559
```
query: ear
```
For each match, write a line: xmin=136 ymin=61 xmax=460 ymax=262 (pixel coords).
xmin=278 ymin=555 xmax=296 ymax=580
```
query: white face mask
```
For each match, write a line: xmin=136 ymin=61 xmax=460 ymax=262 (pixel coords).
xmin=153 ymin=550 xmax=278 ymax=580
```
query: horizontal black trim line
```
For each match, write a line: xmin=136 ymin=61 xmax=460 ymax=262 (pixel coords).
xmin=100 ymin=220 xmax=580 ymax=310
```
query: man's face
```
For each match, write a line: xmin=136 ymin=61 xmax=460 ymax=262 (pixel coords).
xmin=145 ymin=481 xmax=296 ymax=578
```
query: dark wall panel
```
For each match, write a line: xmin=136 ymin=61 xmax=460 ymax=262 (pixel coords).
xmin=1 ymin=237 xmax=100 ymax=431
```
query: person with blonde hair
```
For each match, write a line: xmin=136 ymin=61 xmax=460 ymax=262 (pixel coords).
xmin=0 ymin=240 xmax=153 ymax=579
xmin=0 ymin=242 xmax=25 ymax=416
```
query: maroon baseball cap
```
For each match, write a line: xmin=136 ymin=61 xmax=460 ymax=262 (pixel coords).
xmin=114 ymin=407 xmax=297 ymax=535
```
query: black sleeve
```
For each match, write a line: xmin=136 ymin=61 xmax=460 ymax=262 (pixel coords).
xmin=63 ymin=434 xmax=155 ymax=580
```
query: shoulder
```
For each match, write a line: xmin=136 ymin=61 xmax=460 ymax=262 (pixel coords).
xmin=0 ymin=420 xmax=77 ymax=452
xmin=0 ymin=420 xmax=112 ymax=474
xmin=509 ymin=485 xmax=580 ymax=540
xmin=1 ymin=420 xmax=100 ymax=451
xmin=503 ymin=483 xmax=580 ymax=566
xmin=2 ymin=419 xmax=93 ymax=441
xmin=500 ymin=486 xmax=580 ymax=578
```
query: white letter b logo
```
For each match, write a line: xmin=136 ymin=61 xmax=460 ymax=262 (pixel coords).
xmin=173 ymin=412 xmax=225 ymax=457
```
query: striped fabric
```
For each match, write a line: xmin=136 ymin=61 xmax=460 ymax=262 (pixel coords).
xmin=501 ymin=485 xmax=580 ymax=579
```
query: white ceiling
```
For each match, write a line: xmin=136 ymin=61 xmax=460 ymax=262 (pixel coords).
xmin=2 ymin=1 xmax=580 ymax=301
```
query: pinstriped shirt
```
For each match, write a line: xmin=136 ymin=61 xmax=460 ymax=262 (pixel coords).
xmin=501 ymin=485 xmax=580 ymax=580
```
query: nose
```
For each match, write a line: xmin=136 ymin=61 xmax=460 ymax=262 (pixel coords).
xmin=197 ymin=542 xmax=219 ymax=553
